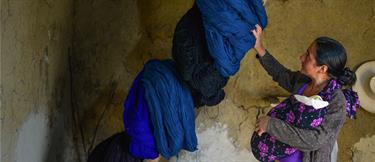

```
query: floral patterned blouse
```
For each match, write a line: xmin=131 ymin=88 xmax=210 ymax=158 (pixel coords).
xmin=250 ymin=51 xmax=359 ymax=162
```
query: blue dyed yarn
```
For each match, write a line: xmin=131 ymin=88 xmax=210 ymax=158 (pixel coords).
xmin=123 ymin=70 xmax=159 ymax=159
xmin=141 ymin=59 xmax=197 ymax=159
xmin=172 ymin=4 xmax=229 ymax=107
xmin=196 ymin=0 xmax=267 ymax=76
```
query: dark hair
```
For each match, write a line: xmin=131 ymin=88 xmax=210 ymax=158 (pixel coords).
xmin=314 ymin=37 xmax=357 ymax=87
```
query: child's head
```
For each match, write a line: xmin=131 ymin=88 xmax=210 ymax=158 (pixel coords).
xmin=299 ymin=36 xmax=356 ymax=86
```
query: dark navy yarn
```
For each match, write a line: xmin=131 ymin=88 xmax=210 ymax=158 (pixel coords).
xmin=196 ymin=0 xmax=267 ymax=76
xmin=172 ymin=4 xmax=229 ymax=107
xmin=88 ymin=132 xmax=142 ymax=162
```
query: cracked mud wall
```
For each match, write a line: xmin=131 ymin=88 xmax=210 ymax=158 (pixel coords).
xmin=1 ymin=0 xmax=74 ymax=161
xmin=73 ymin=0 xmax=375 ymax=161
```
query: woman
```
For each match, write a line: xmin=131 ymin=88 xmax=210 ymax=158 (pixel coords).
xmin=250 ymin=24 xmax=359 ymax=162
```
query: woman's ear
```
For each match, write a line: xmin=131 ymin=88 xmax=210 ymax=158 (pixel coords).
xmin=319 ymin=65 xmax=329 ymax=74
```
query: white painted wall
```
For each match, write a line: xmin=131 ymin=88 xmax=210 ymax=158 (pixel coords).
xmin=16 ymin=112 xmax=49 ymax=162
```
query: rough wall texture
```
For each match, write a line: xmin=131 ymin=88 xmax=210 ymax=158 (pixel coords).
xmin=72 ymin=0 xmax=195 ymax=161
xmin=2 ymin=0 xmax=374 ymax=162
xmin=1 ymin=0 xmax=74 ymax=161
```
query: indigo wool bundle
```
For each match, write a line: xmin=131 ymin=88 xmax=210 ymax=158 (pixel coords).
xmin=196 ymin=0 xmax=267 ymax=76
xmin=172 ymin=4 xmax=229 ymax=107
xmin=141 ymin=59 xmax=197 ymax=159
xmin=123 ymin=70 xmax=158 ymax=159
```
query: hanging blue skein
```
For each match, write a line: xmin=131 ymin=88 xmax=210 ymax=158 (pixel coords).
xmin=196 ymin=0 xmax=267 ymax=76
xmin=123 ymin=70 xmax=158 ymax=159
xmin=172 ymin=4 xmax=229 ymax=107
xmin=141 ymin=59 xmax=197 ymax=159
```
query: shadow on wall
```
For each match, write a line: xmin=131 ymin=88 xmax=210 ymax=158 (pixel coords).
xmin=126 ymin=0 xmax=194 ymax=69
xmin=44 ymin=77 xmax=72 ymax=162
xmin=71 ymin=0 xmax=138 ymax=161
xmin=71 ymin=0 xmax=194 ymax=161
xmin=70 ymin=76 xmax=119 ymax=161
xmin=43 ymin=46 xmax=73 ymax=162
xmin=14 ymin=45 xmax=72 ymax=162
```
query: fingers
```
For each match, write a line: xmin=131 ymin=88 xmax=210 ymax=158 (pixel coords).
xmin=257 ymin=129 xmax=265 ymax=136
xmin=255 ymin=119 xmax=261 ymax=135
xmin=251 ymin=29 xmax=258 ymax=37
xmin=255 ymin=24 xmax=262 ymax=32
xmin=251 ymin=24 xmax=262 ymax=38
xmin=254 ymin=125 xmax=259 ymax=132
xmin=255 ymin=127 xmax=264 ymax=136
xmin=255 ymin=24 xmax=262 ymax=35
xmin=255 ymin=117 xmax=266 ymax=136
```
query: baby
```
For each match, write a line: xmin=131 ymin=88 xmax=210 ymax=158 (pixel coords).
xmin=251 ymin=80 xmax=338 ymax=162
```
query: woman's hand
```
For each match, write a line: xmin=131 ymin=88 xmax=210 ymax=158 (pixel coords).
xmin=255 ymin=116 xmax=270 ymax=136
xmin=251 ymin=24 xmax=266 ymax=56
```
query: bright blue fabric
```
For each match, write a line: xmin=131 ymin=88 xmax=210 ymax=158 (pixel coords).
xmin=123 ymin=71 xmax=158 ymax=159
xmin=196 ymin=0 xmax=267 ymax=76
xmin=141 ymin=60 xmax=197 ymax=159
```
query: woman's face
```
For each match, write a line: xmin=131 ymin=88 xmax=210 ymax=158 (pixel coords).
xmin=299 ymin=42 xmax=321 ymax=78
